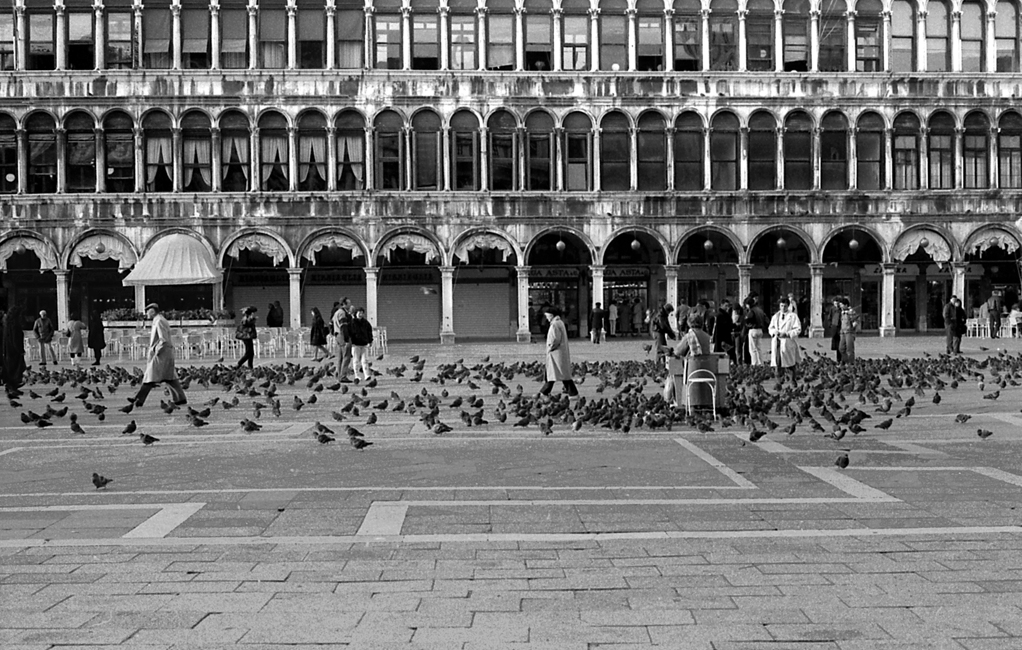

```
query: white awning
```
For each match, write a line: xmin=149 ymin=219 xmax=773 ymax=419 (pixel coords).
xmin=122 ymin=234 xmax=222 ymax=286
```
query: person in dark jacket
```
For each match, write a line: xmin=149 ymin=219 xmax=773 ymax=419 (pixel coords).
xmin=265 ymin=301 xmax=284 ymax=328
xmin=731 ymin=305 xmax=748 ymax=364
xmin=590 ymin=302 xmax=607 ymax=344
xmin=943 ymin=296 xmax=958 ymax=354
xmin=652 ymin=304 xmax=677 ymax=366
xmin=1 ymin=305 xmax=27 ymax=396
xmin=712 ymin=299 xmax=734 ymax=360
xmin=87 ymin=309 xmax=105 ymax=366
xmin=32 ymin=310 xmax=57 ymax=367
xmin=348 ymin=307 xmax=374 ymax=381
xmin=309 ymin=307 xmax=329 ymax=362
xmin=235 ymin=306 xmax=257 ymax=369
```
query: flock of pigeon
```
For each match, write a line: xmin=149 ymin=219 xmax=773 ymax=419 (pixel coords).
xmin=5 ymin=346 xmax=1012 ymax=491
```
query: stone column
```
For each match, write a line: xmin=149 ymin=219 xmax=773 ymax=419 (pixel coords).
xmin=554 ymin=127 xmax=564 ymax=190
xmin=880 ymin=262 xmax=897 ymax=337
xmin=774 ymin=9 xmax=783 ymax=72
xmin=881 ymin=10 xmax=891 ymax=71
xmin=363 ymin=126 xmax=374 ymax=190
xmin=703 ymin=126 xmax=712 ymax=189
xmin=952 ymin=261 xmax=967 ymax=303
xmin=626 ymin=7 xmax=637 ymax=71
xmin=663 ymin=8 xmax=674 ymax=71
xmin=210 ymin=127 xmax=222 ymax=192
xmin=986 ymin=9 xmax=997 ymax=71
xmin=364 ymin=6 xmax=373 ymax=68
xmin=325 ymin=1 xmax=335 ymax=69
xmin=846 ymin=10 xmax=856 ymax=71
xmin=592 ymin=128 xmax=602 ymax=191
xmin=775 ymin=126 xmax=784 ymax=189
xmin=286 ymin=2 xmax=297 ymax=69
xmin=54 ymin=270 xmax=70 ymax=327
xmin=479 ymin=126 xmax=490 ymax=191
xmin=95 ymin=2 xmax=106 ymax=69
xmin=739 ymin=126 xmax=749 ymax=190
xmin=326 ymin=125 xmax=337 ymax=191
xmin=15 ymin=5 xmax=26 ymax=71
xmin=476 ymin=6 xmax=487 ymax=69
xmin=55 ymin=3 xmax=66 ymax=70
xmin=552 ymin=7 xmax=563 ymax=70
xmin=212 ymin=281 xmax=224 ymax=310
xmin=172 ymin=2 xmax=182 ymax=69
xmin=989 ymin=125 xmax=1000 ymax=189
xmin=287 ymin=267 xmax=302 ymax=329
xmin=288 ymin=126 xmax=298 ymax=192
xmin=809 ymin=9 xmax=820 ymax=72
xmin=16 ymin=129 xmax=26 ymax=193
xmin=403 ymin=127 xmax=412 ymax=190
xmin=629 ymin=126 xmax=637 ymax=190
xmin=211 ymin=1 xmax=221 ymax=69
xmin=733 ymin=9 xmax=746 ymax=69
xmin=665 ymin=265 xmax=679 ymax=309
xmin=250 ymin=126 xmax=260 ymax=191
xmin=915 ymin=9 xmax=927 ymax=71
xmin=133 ymin=127 xmax=144 ymax=192
xmin=439 ymin=5 xmax=449 ymax=69
xmin=134 ymin=285 xmax=146 ymax=313
xmin=738 ymin=263 xmax=752 ymax=302
xmin=665 ymin=126 xmax=676 ymax=190
xmin=954 ymin=126 xmax=964 ymax=189
xmin=440 ymin=265 xmax=455 ymax=343
xmin=809 ymin=262 xmax=825 ymax=337
xmin=171 ymin=127 xmax=182 ymax=192
xmin=441 ymin=126 xmax=451 ymax=190
xmin=134 ymin=2 xmax=144 ymax=69
xmin=515 ymin=6 xmax=525 ymax=71
xmin=950 ymin=9 xmax=961 ymax=71
xmin=812 ymin=126 xmax=821 ymax=189
xmin=589 ymin=7 xmax=600 ymax=71
xmin=94 ymin=127 xmax=105 ymax=192
xmin=364 ymin=267 xmax=379 ymax=326
xmin=515 ymin=265 xmax=531 ymax=342
xmin=883 ymin=127 xmax=893 ymax=189
xmin=591 ymin=265 xmax=605 ymax=309
xmin=401 ymin=5 xmax=412 ymax=69
xmin=918 ymin=126 xmax=929 ymax=190
xmin=700 ymin=8 xmax=709 ymax=71
xmin=247 ymin=2 xmax=258 ymax=69
xmin=848 ymin=126 xmax=858 ymax=188
xmin=55 ymin=127 xmax=67 ymax=193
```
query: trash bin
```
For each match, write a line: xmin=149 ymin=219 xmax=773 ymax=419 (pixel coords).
xmin=670 ymin=353 xmax=729 ymax=411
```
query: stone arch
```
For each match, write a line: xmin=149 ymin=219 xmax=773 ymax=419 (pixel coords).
xmin=523 ymin=226 xmax=597 ymax=265
xmin=890 ymin=224 xmax=957 ymax=263
xmin=372 ymin=227 xmax=445 ymax=265
xmin=449 ymin=227 xmax=523 ymax=266
xmin=747 ymin=225 xmax=818 ymax=264
xmin=219 ymin=229 xmax=295 ymax=267
xmin=296 ymin=228 xmax=370 ymax=266
xmin=65 ymin=229 xmax=139 ymax=270
xmin=0 ymin=230 xmax=60 ymax=271
xmin=819 ymin=224 xmax=888 ymax=263
xmin=598 ymin=226 xmax=670 ymax=265
xmin=675 ymin=225 xmax=744 ymax=263
xmin=963 ymin=224 xmax=1022 ymax=257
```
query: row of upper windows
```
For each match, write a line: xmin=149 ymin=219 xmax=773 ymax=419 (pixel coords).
xmin=2 ymin=106 xmax=1021 ymax=195
xmin=0 ymin=0 xmax=1020 ymax=73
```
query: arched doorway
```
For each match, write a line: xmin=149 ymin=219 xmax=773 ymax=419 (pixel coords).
xmin=891 ymin=228 xmax=953 ymax=332
xmin=0 ymin=237 xmax=58 ymax=329
xmin=67 ymin=233 xmax=137 ymax=322
xmin=375 ymin=232 xmax=441 ymax=340
xmin=601 ymin=230 xmax=667 ymax=337
xmin=526 ymin=231 xmax=593 ymax=339
xmin=964 ymin=229 xmax=1022 ymax=322
xmin=221 ymin=233 xmax=291 ymax=324
xmin=821 ymin=228 xmax=884 ymax=332
xmin=749 ymin=228 xmax=812 ymax=322
xmin=677 ymin=229 xmax=740 ymax=311
xmin=299 ymin=232 xmax=367 ymax=326
xmin=452 ymin=231 xmax=519 ymax=339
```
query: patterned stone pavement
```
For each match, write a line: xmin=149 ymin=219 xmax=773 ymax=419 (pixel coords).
xmin=2 ymin=335 xmax=1022 ymax=649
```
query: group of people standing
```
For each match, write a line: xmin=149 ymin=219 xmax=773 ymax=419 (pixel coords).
xmin=588 ymin=298 xmax=647 ymax=343
xmin=306 ymin=299 xmax=374 ymax=381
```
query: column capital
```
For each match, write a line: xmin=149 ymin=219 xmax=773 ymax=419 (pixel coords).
xmin=515 ymin=265 xmax=530 ymax=275
xmin=287 ymin=266 xmax=303 ymax=276
xmin=364 ymin=266 xmax=379 ymax=276
xmin=737 ymin=263 xmax=753 ymax=273
xmin=171 ymin=3 xmax=181 ymax=16
xmin=589 ymin=264 xmax=606 ymax=273
xmin=53 ymin=269 xmax=70 ymax=278
xmin=881 ymin=262 xmax=899 ymax=272
xmin=664 ymin=264 xmax=680 ymax=277
xmin=951 ymin=261 xmax=969 ymax=270
xmin=987 ymin=9 xmax=998 ymax=21
xmin=808 ymin=262 xmax=825 ymax=272
xmin=439 ymin=265 xmax=456 ymax=274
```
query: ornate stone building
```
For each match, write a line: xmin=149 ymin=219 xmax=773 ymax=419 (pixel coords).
xmin=1 ymin=0 xmax=1020 ymax=340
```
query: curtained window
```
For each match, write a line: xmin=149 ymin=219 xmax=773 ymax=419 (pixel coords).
xmin=375 ymin=14 xmax=401 ymax=68
xmin=963 ymin=113 xmax=989 ymax=188
xmin=855 ymin=0 xmax=882 ymax=71
xmin=820 ymin=112 xmax=848 ymax=190
xmin=374 ymin=111 xmax=403 ymax=189
xmin=145 ymin=134 xmax=173 ymax=191
xmin=526 ymin=112 xmax=553 ymax=190
xmin=66 ymin=113 xmax=96 ymax=192
xmin=335 ymin=111 xmax=364 ymax=190
xmin=297 ymin=8 xmax=325 ymax=68
xmin=412 ymin=13 xmax=439 ymax=69
xmin=709 ymin=0 xmax=737 ymax=70
xmin=451 ymin=111 xmax=479 ymax=190
xmin=260 ymin=9 xmax=287 ymax=68
xmin=221 ymin=111 xmax=250 ymax=191
xmin=562 ymin=15 xmax=589 ymax=70
xmin=182 ymin=112 xmax=212 ymax=192
xmin=856 ymin=112 xmax=884 ymax=190
xmin=525 ymin=10 xmax=553 ymax=71
xmin=412 ymin=111 xmax=442 ymax=190
xmin=488 ymin=13 xmax=515 ymax=69
xmin=674 ymin=112 xmax=703 ymax=190
xmin=746 ymin=0 xmax=773 ymax=70
xmin=674 ymin=0 xmax=701 ymax=70
xmin=600 ymin=1 xmax=628 ymax=71
xmin=260 ymin=116 xmax=289 ymax=191
xmin=999 ymin=112 xmax=1022 ymax=188
xmin=336 ymin=8 xmax=363 ymax=68
xmin=181 ymin=8 xmax=210 ymax=68
xmin=143 ymin=7 xmax=171 ymax=69
xmin=450 ymin=14 xmax=476 ymax=69
xmin=298 ymin=114 xmax=327 ymax=191
xmin=600 ymin=112 xmax=630 ymax=190
xmin=928 ymin=112 xmax=954 ymax=189
xmin=893 ymin=113 xmax=919 ymax=190
xmin=104 ymin=112 xmax=135 ymax=192
xmin=637 ymin=113 xmax=666 ymax=191
xmin=710 ymin=112 xmax=738 ymax=190
xmin=221 ymin=8 xmax=249 ymax=69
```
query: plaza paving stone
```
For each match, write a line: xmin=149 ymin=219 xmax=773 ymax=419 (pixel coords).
xmin=2 ymin=336 xmax=1022 ymax=648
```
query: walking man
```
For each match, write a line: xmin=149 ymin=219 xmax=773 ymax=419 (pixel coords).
xmin=837 ymin=298 xmax=859 ymax=362
xmin=590 ymin=302 xmax=606 ymax=344
xmin=539 ymin=306 xmax=579 ymax=397
xmin=332 ymin=297 xmax=353 ymax=381
xmin=769 ymin=297 xmax=802 ymax=381
xmin=130 ymin=303 xmax=187 ymax=407
xmin=944 ymin=296 xmax=958 ymax=354
xmin=745 ymin=296 xmax=768 ymax=365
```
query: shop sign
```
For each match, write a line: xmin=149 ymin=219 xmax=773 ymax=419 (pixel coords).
xmin=531 ymin=267 xmax=580 ymax=278
xmin=307 ymin=269 xmax=365 ymax=285
xmin=229 ymin=270 xmax=288 ymax=286
xmin=603 ymin=266 xmax=650 ymax=278
xmin=380 ymin=269 xmax=438 ymax=284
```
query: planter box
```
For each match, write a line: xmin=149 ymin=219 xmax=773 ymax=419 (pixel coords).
xmin=103 ymin=320 xmax=144 ymax=328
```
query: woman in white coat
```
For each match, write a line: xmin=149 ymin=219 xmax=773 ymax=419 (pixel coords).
xmin=130 ymin=303 xmax=187 ymax=407
xmin=769 ymin=297 xmax=802 ymax=381
xmin=538 ymin=306 xmax=579 ymax=397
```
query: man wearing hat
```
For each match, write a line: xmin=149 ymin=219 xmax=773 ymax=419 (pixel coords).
xmin=130 ymin=303 xmax=187 ymax=407
xmin=538 ymin=306 xmax=579 ymax=397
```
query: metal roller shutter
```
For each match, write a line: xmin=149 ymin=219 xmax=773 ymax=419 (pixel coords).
xmin=378 ymin=284 xmax=440 ymax=340
xmin=454 ymin=281 xmax=514 ymax=339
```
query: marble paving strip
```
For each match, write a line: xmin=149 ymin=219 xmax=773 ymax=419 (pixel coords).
xmin=0 ymin=502 xmax=206 ymax=539
xmin=796 ymin=467 xmax=901 ymax=501
xmin=853 ymin=465 xmax=1022 ymax=489
xmin=355 ymin=503 xmax=410 ymax=536
xmin=0 ymin=446 xmax=24 ymax=456
xmin=673 ymin=438 xmax=757 ymax=488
